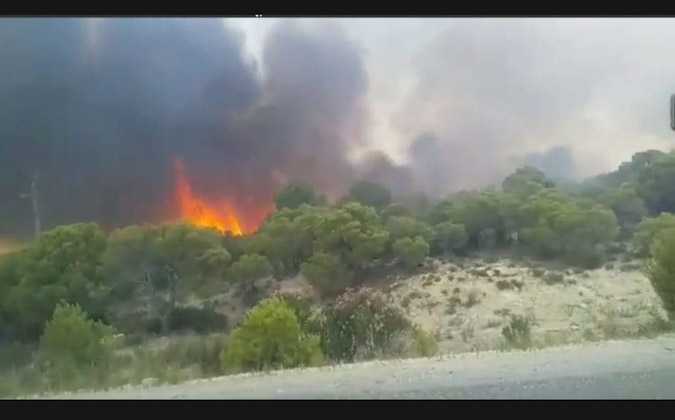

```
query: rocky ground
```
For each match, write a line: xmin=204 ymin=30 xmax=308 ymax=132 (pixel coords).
xmin=383 ymin=254 xmax=666 ymax=353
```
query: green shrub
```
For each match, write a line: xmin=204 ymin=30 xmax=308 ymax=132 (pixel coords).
xmin=301 ymin=252 xmax=354 ymax=297
xmin=167 ymin=306 xmax=228 ymax=334
xmin=646 ymin=229 xmax=675 ymax=318
xmin=38 ymin=302 xmax=117 ymax=390
xmin=155 ymin=334 xmax=229 ymax=376
xmin=0 ymin=342 xmax=34 ymax=372
xmin=502 ymin=314 xmax=533 ymax=350
xmin=431 ymin=222 xmax=468 ymax=255
xmin=321 ymin=288 xmax=412 ymax=362
xmin=228 ymin=254 xmax=273 ymax=284
xmin=563 ymin=247 xmax=605 ymax=269
xmin=634 ymin=214 xmax=675 ymax=257
xmin=220 ymin=297 xmax=323 ymax=373
xmin=412 ymin=327 xmax=439 ymax=357
xmin=392 ymin=236 xmax=430 ymax=270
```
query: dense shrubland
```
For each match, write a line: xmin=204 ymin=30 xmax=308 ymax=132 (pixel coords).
xmin=4 ymin=149 xmax=675 ymax=396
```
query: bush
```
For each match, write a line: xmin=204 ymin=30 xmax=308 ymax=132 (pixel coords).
xmin=543 ymin=272 xmax=564 ymax=285
xmin=563 ymin=247 xmax=605 ymax=269
xmin=502 ymin=314 xmax=533 ymax=350
xmin=167 ymin=306 xmax=228 ymax=334
xmin=228 ymin=254 xmax=273 ymax=284
xmin=220 ymin=297 xmax=323 ymax=373
xmin=392 ymin=236 xmax=430 ymax=270
xmin=38 ymin=302 xmax=117 ymax=390
xmin=646 ymin=229 xmax=675 ymax=318
xmin=634 ymin=213 xmax=675 ymax=257
xmin=301 ymin=252 xmax=354 ymax=297
xmin=152 ymin=334 xmax=229 ymax=377
xmin=413 ymin=328 xmax=439 ymax=357
xmin=464 ymin=288 xmax=481 ymax=307
xmin=0 ymin=342 xmax=34 ymax=372
xmin=275 ymin=183 xmax=321 ymax=210
xmin=321 ymin=288 xmax=412 ymax=362
xmin=431 ymin=222 xmax=468 ymax=255
xmin=495 ymin=280 xmax=513 ymax=290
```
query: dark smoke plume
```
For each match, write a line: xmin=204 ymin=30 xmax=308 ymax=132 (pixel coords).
xmin=0 ymin=18 xmax=368 ymax=237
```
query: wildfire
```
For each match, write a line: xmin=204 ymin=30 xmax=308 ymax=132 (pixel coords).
xmin=173 ymin=158 xmax=244 ymax=236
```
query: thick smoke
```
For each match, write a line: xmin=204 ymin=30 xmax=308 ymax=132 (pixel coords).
xmin=355 ymin=150 xmax=416 ymax=197
xmin=0 ymin=18 xmax=368 ymax=237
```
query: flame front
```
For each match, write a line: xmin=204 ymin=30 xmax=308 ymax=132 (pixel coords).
xmin=173 ymin=158 xmax=243 ymax=236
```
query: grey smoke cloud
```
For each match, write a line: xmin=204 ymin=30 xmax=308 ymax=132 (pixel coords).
xmin=0 ymin=18 xmax=368 ymax=236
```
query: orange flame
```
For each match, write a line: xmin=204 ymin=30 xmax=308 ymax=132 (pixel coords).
xmin=173 ymin=158 xmax=244 ymax=236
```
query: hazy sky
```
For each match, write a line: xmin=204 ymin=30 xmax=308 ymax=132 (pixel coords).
xmin=229 ymin=17 xmax=675 ymax=184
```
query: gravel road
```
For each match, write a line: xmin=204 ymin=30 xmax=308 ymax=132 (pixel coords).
xmin=41 ymin=333 xmax=675 ymax=399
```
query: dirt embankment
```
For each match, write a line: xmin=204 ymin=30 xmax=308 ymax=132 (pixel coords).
xmin=383 ymin=255 xmax=666 ymax=353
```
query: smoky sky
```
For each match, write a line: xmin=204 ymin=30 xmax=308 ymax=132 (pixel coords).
xmin=522 ymin=146 xmax=576 ymax=182
xmin=382 ymin=18 xmax=675 ymax=195
xmin=0 ymin=18 xmax=368 ymax=237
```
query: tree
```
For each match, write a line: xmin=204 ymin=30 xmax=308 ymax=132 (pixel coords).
xmin=392 ymin=236 xmax=429 ymax=269
xmin=380 ymin=203 xmax=411 ymax=221
xmin=220 ymin=297 xmax=323 ymax=373
xmin=301 ymin=252 xmax=353 ymax=297
xmin=275 ymin=183 xmax=322 ymax=210
xmin=228 ymin=254 xmax=273 ymax=284
xmin=598 ymin=185 xmax=648 ymax=234
xmin=346 ymin=181 xmax=392 ymax=210
xmin=247 ymin=206 xmax=322 ymax=277
xmin=436 ymin=191 xmax=504 ymax=247
xmin=197 ymin=247 xmax=232 ymax=276
xmin=514 ymin=189 xmax=618 ymax=266
xmin=227 ymin=254 xmax=273 ymax=305
xmin=101 ymin=223 xmax=225 ymax=333
xmin=39 ymin=302 xmax=116 ymax=389
xmin=386 ymin=216 xmax=433 ymax=242
xmin=636 ymin=151 xmax=675 ymax=214
xmin=2 ymin=223 xmax=109 ymax=340
xmin=312 ymin=203 xmax=389 ymax=273
xmin=502 ymin=166 xmax=554 ymax=197
xmin=432 ymin=222 xmax=468 ymax=255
